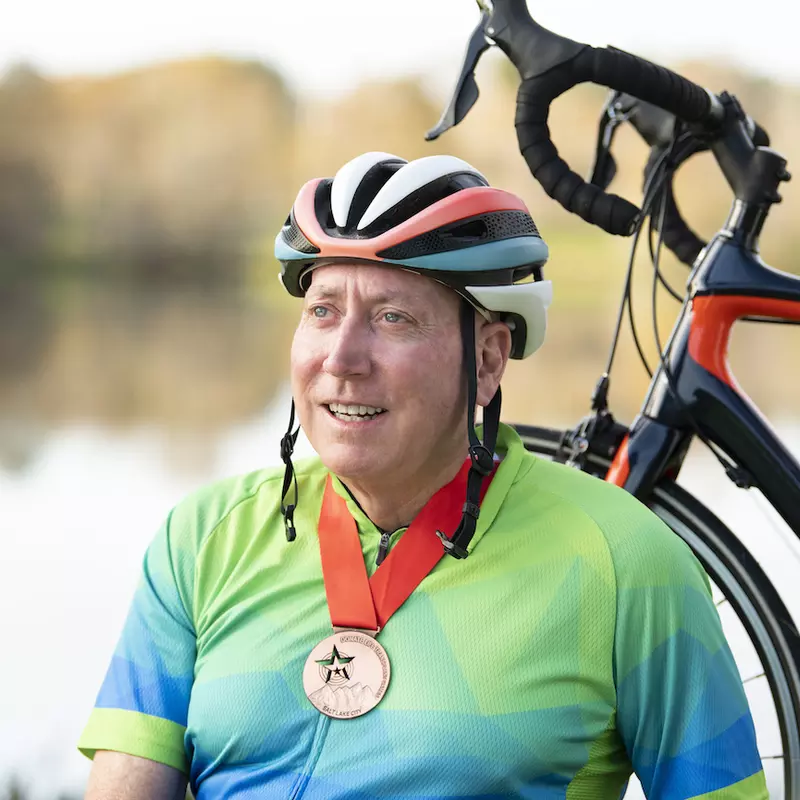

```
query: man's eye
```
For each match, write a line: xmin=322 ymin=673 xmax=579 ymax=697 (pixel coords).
xmin=383 ymin=311 xmax=403 ymax=323
xmin=312 ymin=306 xmax=329 ymax=318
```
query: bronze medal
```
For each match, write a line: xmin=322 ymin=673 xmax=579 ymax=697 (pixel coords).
xmin=303 ymin=630 xmax=390 ymax=718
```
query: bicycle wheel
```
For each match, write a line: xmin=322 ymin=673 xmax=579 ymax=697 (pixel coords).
xmin=515 ymin=423 xmax=800 ymax=800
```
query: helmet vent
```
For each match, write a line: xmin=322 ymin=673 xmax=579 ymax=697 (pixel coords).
xmin=444 ymin=220 xmax=487 ymax=241
xmin=343 ymin=161 xmax=405 ymax=231
xmin=376 ymin=211 xmax=540 ymax=260
xmin=283 ymin=215 xmax=320 ymax=255
xmin=359 ymin=173 xmax=487 ymax=237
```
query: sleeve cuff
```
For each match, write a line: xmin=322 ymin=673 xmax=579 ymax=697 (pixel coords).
xmin=688 ymin=769 xmax=769 ymax=799
xmin=78 ymin=707 xmax=189 ymax=775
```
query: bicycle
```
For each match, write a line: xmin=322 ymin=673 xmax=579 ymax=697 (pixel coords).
xmin=427 ymin=1 xmax=800 ymax=797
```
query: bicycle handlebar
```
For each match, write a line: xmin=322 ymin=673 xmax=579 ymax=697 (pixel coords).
xmin=427 ymin=0 xmax=787 ymax=263
xmin=428 ymin=0 xmax=723 ymax=236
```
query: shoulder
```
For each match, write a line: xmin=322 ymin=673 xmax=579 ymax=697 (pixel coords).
xmin=166 ymin=455 xmax=328 ymax=557
xmin=510 ymin=451 xmax=707 ymax=592
xmin=136 ymin=456 xmax=328 ymax=627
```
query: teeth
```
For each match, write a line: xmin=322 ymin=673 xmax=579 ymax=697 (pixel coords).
xmin=328 ymin=403 xmax=385 ymax=419
xmin=329 ymin=403 xmax=384 ymax=415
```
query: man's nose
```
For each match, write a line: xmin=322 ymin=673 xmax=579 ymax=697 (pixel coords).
xmin=322 ymin=318 xmax=371 ymax=378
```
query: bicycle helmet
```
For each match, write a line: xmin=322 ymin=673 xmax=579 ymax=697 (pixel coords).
xmin=276 ymin=152 xmax=552 ymax=557
xmin=276 ymin=151 xmax=551 ymax=359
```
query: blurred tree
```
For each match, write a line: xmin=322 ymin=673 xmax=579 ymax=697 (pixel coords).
xmin=52 ymin=57 xmax=295 ymax=288
xmin=291 ymin=76 xmax=451 ymax=182
xmin=0 ymin=157 xmax=56 ymax=271
xmin=0 ymin=64 xmax=59 ymax=282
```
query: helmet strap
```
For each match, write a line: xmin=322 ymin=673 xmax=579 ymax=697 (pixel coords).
xmin=436 ymin=301 xmax=501 ymax=559
xmin=280 ymin=400 xmax=301 ymax=542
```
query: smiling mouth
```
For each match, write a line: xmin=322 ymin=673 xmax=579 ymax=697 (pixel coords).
xmin=326 ymin=403 xmax=386 ymax=422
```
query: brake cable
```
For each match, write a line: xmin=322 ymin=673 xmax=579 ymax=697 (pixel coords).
xmin=647 ymin=180 xmax=684 ymax=302
xmin=561 ymin=142 xmax=678 ymax=466
xmin=603 ymin=144 xmax=676 ymax=382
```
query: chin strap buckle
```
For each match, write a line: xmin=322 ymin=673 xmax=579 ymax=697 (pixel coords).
xmin=462 ymin=502 xmax=480 ymax=519
xmin=469 ymin=445 xmax=494 ymax=476
xmin=435 ymin=529 xmax=469 ymax=559
xmin=283 ymin=507 xmax=297 ymax=542
xmin=436 ymin=502 xmax=480 ymax=560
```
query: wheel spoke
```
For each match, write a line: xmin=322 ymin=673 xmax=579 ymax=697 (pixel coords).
xmin=742 ymin=671 xmax=766 ymax=685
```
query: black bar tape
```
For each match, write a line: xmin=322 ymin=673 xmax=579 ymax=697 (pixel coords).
xmin=515 ymin=45 xmax=713 ymax=235
xmin=589 ymin=47 xmax=711 ymax=123
xmin=516 ymin=87 xmax=639 ymax=235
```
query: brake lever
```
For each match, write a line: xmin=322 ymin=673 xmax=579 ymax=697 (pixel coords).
xmin=425 ymin=4 xmax=492 ymax=141
xmin=590 ymin=91 xmax=692 ymax=191
xmin=426 ymin=0 xmax=587 ymax=141
xmin=589 ymin=92 xmax=628 ymax=189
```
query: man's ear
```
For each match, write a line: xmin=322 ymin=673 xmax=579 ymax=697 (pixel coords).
xmin=476 ymin=320 xmax=512 ymax=407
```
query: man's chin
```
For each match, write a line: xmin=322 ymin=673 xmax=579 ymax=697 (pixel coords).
xmin=316 ymin=445 xmax=387 ymax=483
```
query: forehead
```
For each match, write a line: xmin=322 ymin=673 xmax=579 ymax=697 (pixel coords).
xmin=307 ymin=263 xmax=460 ymax=311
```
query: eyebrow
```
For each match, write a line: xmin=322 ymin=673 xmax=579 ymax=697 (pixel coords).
xmin=305 ymin=285 xmax=342 ymax=301
xmin=306 ymin=284 xmax=423 ymax=307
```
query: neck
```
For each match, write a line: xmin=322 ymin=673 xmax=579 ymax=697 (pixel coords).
xmin=341 ymin=451 xmax=467 ymax=531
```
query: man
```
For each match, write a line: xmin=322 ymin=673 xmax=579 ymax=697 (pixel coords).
xmin=80 ymin=153 xmax=768 ymax=798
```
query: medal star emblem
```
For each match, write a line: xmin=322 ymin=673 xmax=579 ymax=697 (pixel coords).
xmin=316 ymin=645 xmax=355 ymax=684
xmin=304 ymin=631 xmax=391 ymax=718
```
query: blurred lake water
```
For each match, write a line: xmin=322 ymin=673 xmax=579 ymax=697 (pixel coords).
xmin=1 ymin=287 xmax=799 ymax=798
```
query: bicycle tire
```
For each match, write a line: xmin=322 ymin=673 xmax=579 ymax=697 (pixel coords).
xmin=515 ymin=422 xmax=800 ymax=799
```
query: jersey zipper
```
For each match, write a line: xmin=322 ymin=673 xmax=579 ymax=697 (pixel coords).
xmin=289 ymin=713 xmax=330 ymax=800
xmin=375 ymin=531 xmax=392 ymax=565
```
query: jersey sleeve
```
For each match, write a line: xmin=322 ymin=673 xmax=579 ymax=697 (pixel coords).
xmin=610 ymin=502 xmax=769 ymax=799
xmin=78 ymin=504 xmax=198 ymax=774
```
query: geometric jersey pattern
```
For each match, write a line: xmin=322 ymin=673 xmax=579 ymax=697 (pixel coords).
xmin=79 ymin=424 xmax=768 ymax=799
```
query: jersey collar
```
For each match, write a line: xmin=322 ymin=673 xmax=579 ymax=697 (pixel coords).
xmin=327 ymin=422 xmax=527 ymax=555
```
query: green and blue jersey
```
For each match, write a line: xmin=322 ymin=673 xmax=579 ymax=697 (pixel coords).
xmin=79 ymin=424 xmax=767 ymax=798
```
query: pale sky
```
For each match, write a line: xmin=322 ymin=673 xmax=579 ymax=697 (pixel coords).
xmin=3 ymin=0 xmax=799 ymax=98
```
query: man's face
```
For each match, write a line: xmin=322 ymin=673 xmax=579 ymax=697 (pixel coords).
xmin=291 ymin=263 xmax=467 ymax=487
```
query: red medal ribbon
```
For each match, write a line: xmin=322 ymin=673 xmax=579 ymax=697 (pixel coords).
xmin=317 ymin=460 xmax=495 ymax=632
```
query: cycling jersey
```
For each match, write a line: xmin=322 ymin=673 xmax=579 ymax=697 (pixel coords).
xmin=79 ymin=423 xmax=767 ymax=799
